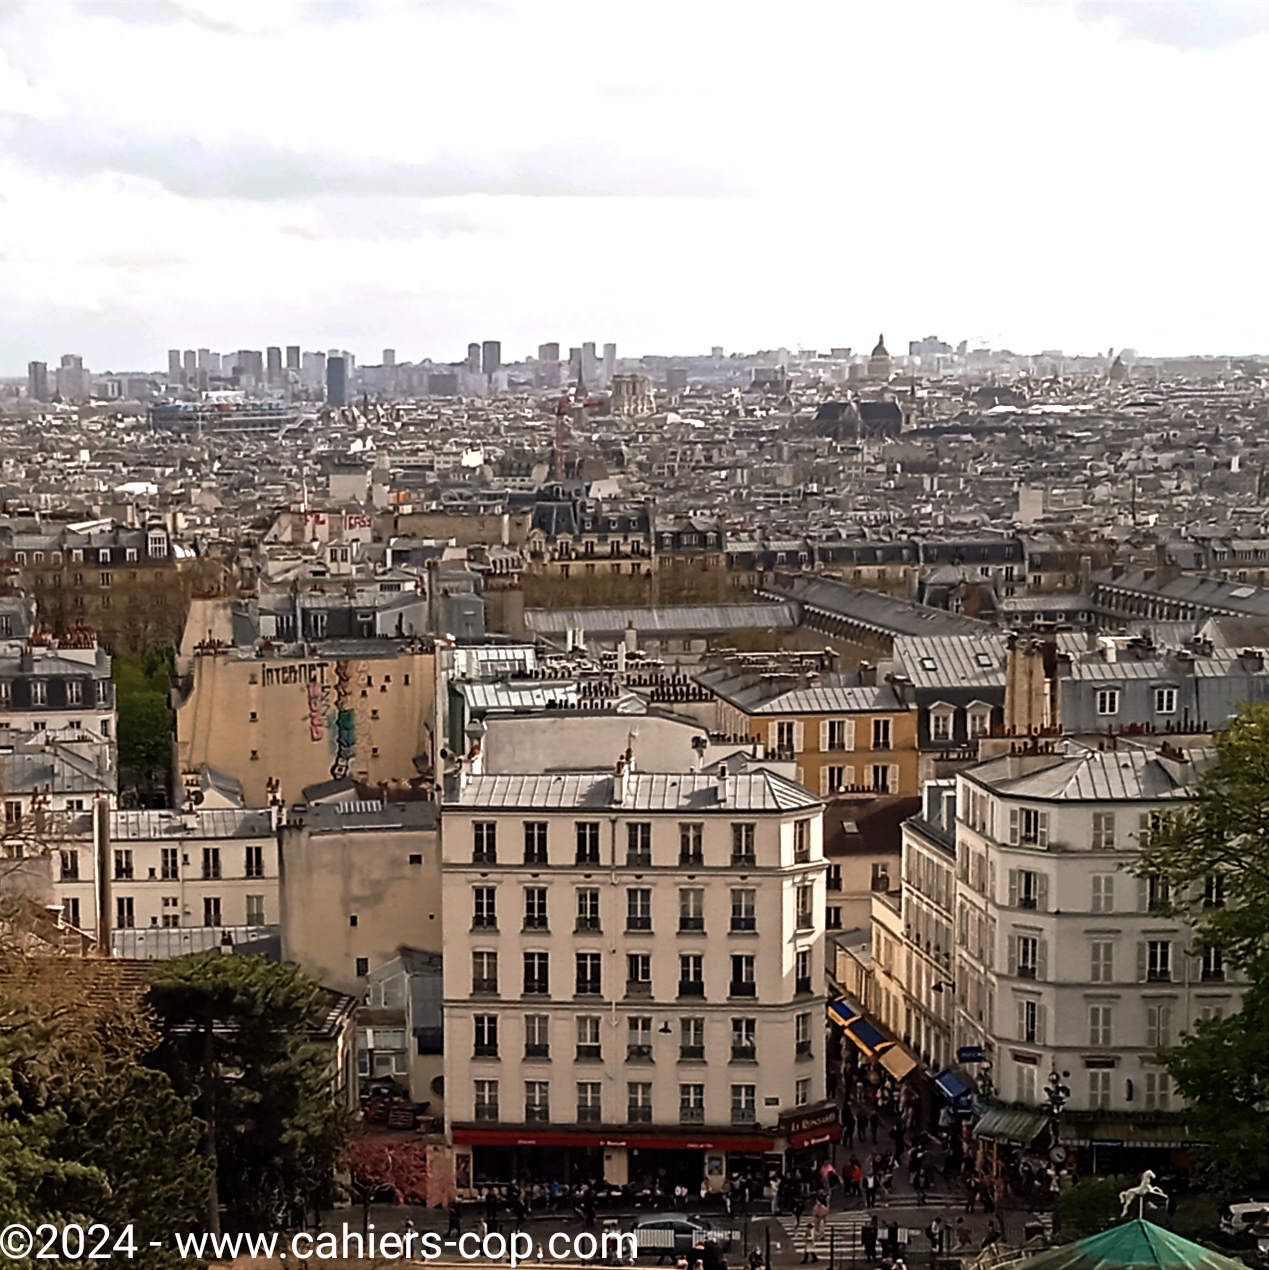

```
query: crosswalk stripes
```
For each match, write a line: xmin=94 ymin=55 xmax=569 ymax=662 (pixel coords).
xmin=776 ymin=1215 xmax=919 ymax=1260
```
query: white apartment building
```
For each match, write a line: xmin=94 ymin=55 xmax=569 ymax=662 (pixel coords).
xmin=442 ymin=764 xmax=827 ymax=1190
xmin=948 ymin=745 xmax=1242 ymax=1116
xmin=55 ymin=807 xmax=279 ymax=953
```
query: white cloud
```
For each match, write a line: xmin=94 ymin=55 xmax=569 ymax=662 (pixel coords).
xmin=0 ymin=0 xmax=1264 ymax=368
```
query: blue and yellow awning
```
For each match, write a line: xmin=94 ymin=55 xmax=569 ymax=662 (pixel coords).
xmin=827 ymin=997 xmax=918 ymax=1078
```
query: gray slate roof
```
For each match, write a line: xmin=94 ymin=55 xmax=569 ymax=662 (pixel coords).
xmin=964 ymin=747 xmax=1206 ymax=802
xmin=447 ymin=770 xmax=820 ymax=813
xmin=764 ymin=576 xmax=991 ymax=639
xmin=892 ymin=634 xmax=1008 ymax=689
xmin=524 ymin=603 xmax=799 ymax=637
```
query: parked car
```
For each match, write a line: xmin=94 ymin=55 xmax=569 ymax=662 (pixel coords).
xmin=632 ymin=1214 xmax=726 ymax=1259
xmin=1220 ymin=1202 xmax=1269 ymax=1237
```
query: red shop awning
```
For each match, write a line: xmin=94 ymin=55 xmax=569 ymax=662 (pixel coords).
xmin=791 ymin=1124 xmax=843 ymax=1150
xmin=454 ymin=1127 xmax=776 ymax=1152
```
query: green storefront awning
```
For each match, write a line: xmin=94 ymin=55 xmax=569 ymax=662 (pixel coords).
xmin=973 ymin=1105 xmax=1049 ymax=1144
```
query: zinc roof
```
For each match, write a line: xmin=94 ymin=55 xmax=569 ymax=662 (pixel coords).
xmin=892 ymin=634 xmax=1008 ymax=689
xmin=524 ymin=603 xmax=799 ymax=636
xmin=448 ymin=770 xmax=821 ymax=813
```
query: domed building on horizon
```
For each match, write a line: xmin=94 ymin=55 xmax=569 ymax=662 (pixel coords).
xmin=867 ymin=333 xmax=892 ymax=381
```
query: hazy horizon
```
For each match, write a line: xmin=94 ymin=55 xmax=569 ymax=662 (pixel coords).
xmin=1 ymin=0 xmax=1267 ymax=374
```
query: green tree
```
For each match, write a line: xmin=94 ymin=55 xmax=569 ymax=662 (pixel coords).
xmin=148 ymin=953 xmax=355 ymax=1233
xmin=0 ymin=947 xmax=209 ymax=1269
xmin=1138 ymin=703 xmax=1269 ymax=1191
xmin=113 ymin=646 xmax=176 ymax=807
xmin=1055 ymin=1177 xmax=1126 ymax=1240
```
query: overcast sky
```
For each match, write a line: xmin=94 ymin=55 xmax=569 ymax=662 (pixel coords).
xmin=0 ymin=0 xmax=1265 ymax=372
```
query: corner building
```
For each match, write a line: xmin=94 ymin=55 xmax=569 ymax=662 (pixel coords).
xmin=442 ymin=769 xmax=827 ymax=1189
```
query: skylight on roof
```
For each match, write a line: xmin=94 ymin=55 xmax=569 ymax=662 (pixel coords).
xmin=920 ymin=657 xmax=937 ymax=671
xmin=975 ymin=653 xmax=994 ymax=668
xmin=1229 ymin=586 xmax=1257 ymax=598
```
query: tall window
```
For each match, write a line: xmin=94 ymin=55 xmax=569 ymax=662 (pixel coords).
xmin=1090 ymin=874 xmax=1115 ymax=913
xmin=730 ymin=954 xmax=756 ymax=997
xmin=525 ymin=1081 xmax=550 ymax=1123
xmin=626 ymin=822 xmax=651 ymax=865
xmin=795 ymin=949 xmax=812 ymax=994
xmin=59 ymin=849 xmax=79 ymax=881
xmin=826 ymin=718 xmax=852 ymax=750
xmin=795 ymin=1011 xmax=813 ymax=1057
xmin=115 ymin=896 xmax=135 ymax=929
xmin=1202 ymin=946 xmax=1225 ymax=981
xmin=730 ymin=888 xmax=756 ymax=932
xmin=680 ymin=1083 xmax=705 ymax=1124
xmin=679 ymin=823 xmax=703 ymax=866
xmin=576 ymin=953 xmax=601 ymax=996
xmin=795 ymin=884 xmax=814 ymax=929
xmin=795 ymin=1078 xmax=811 ymax=1107
xmin=680 ymin=1017 xmax=705 ymax=1061
xmin=473 ymin=822 xmax=497 ymax=864
xmin=1154 ymin=687 xmax=1177 ymax=714
xmin=574 ymin=1015 xmax=600 ymax=1061
xmin=474 ymin=1014 xmax=499 ymax=1058
xmin=871 ymin=718 xmax=891 ymax=750
xmin=626 ymin=953 xmax=652 ymax=995
xmin=1145 ymin=940 xmax=1172 ymax=982
xmin=1016 ymin=936 xmax=1039 ymax=979
xmin=1088 ymin=1070 xmax=1111 ymax=1110
xmin=472 ymin=951 xmax=498 ymax=994
xmin=523 ymin=952 xmax=549 ymax=995
xmin=1096 ymin=688 xmax=1120 ymax=716
xmin=794 ymin=819 xmax=811 ymax=863
xmin=245 ymin=895 xmax=264 ymax=925
xmin=627 ymin=1082 xmax=653 ymax=1123
xmin=203 ymin=896 xmax=222 ymax=927
xmin=576 ymin=888 xmax=601 ymax=932
xmin=524 ymin=887 xmax=548 ymax=930
xmin=627 ymin=1016 xmax=653 ymax=1060
xmin=731 ymin=1017 xmax=756 ymax=1061
xmin=524 ymin=1013 xmax=550 ymax=1059
xmin=202 ymin=847 xmax=221 ymax=880
xmin=113 ymin=848 xmax=133 ymax=880
xmin=575 ymin=822 xmax=600 ymax=865
xmin=1144 ymin=1072 xmax=1171 ymax=1111
xmin=523 ymin=821 xmax=548 ymax=864
xmin=678 ymin=888 xmax=705 ymax=932
xmin=1203 ymin=874 xmax=1225 ymax=909
xmin=626 ymin=888 xmax=652 ymax=932
xmin=730 ymin=1084 xmax=756 ymax=1125
xmin=474 ymin=1080 xmax=499 ymax=1120
xmin=1090 ymin=941 xmax=1113 ymax=984
xmin=679 ymin=953 xmax=704 ymax=997
xmin=1088 ymin=1005 xmax=1113 ymax=1046
xmin=244 ymin=845 xmax=264 ymax=878
xmin=1019 ymin=999 xmax=1042 ymax=1044
xmin=473 ymin=886 xmax=497 ymax=929
xmin=1091 ymin=812 xmax=1116 ymax=850
xmin=576 ymin=1082 xmax=601 ymax=1123
xmin=1146 ymin=1004 xmax=1173 ymax=1049
xmin=731 ymin=823 xmax=755 ymax=866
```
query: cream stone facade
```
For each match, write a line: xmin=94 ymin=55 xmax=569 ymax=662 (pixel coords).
xmin=441 ymin=767 xmax=827 ymax=1189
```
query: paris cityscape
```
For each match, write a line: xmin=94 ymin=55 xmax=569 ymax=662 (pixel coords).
xmin=1 ymin=2 xmax=1269 ymax=1269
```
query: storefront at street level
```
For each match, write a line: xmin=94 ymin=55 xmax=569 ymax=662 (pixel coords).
xmin=780 ymin=1101 xmax=843 ymax=1171
xmin=452 ymin=1125 xmax=777 ymax=1190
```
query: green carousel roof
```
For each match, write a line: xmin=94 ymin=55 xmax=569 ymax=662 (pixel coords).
xmin=1014 ymin=1221 xmax=1249 ymax=1270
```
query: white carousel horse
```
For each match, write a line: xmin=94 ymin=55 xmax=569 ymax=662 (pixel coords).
xmin=1119 ymin=1170 xmax=1168 ymax=1218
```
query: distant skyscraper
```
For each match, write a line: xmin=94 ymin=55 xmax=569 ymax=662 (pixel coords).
xmin=581 ymin=341 xmax=597 ymax=385
xmin=302 ymin=350 xmax=326 ymax=392
xmin=602 ymin=342 xmax=616 ymax=385
xmin=711 ymin=346 xmax=724 ymax=360
xmin=55 ymin=354 xmax=89 ymax=403
xmin=183 ymin=350 xmax=197 ymax=377
xmin=538 ymin=342 xmax=560 ymax=362
xmin=235 ymin=350 xmax=264 ymax=384
xmin=27 ymin=361 xmax=48 ymax=402
xmin=167 ymin=350 xmax=182 ymax=381
xmin=197 ymin=348 xmax=213 ymax=370
xmin=383 ymin=348 xmax=396 ymax=367
xmin=481 ymin=340 xmax=501 ymax=376
xmin=467 ymin=343 xmax=481 ymax=373
xmin=266 ymin=346 xmax=283 ymax=385
xmin=326 ymin=356 xmax=348 ymax=407
xmin=285 ymin=345 xmax=300 ymax=371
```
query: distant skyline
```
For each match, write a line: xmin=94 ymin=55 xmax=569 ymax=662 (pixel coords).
xmin=1 ymin=0 xmax=1267 ymax=373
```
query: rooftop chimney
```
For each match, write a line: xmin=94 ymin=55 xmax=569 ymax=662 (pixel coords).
xmin=613 ymin=757 xmax=627 ymax=806
xmin=716 ymin=762 xmax=728 ymax=806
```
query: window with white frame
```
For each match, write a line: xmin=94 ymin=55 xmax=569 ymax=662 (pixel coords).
xmin=1146 ymin=1003 xmax=1173 ymax=1048
xmin=1154 ymin=686 xmax=1178 ymax=714
xmin=871 ymin=718 xmax=891 ymax=750
xmin=1096 ymin=688 xmax=1120 ymax=716
xmin=824 ymin=718 xmax=854 ymax=750
xmin=968 ymin=708 xmax=990 ymax=739
xmin=1088 ymin=1070 xmax=1111 ymax=1110
xmin=1091 ymin=874 xmax=1115 ymax=913
xmin=1091 ymin=812 xmax=1116 ymax=849
xmin=576 ymin=1082 xmax=601 ymax=1123
xmin=795 ymin=1077 xmax=811 ymax=1107
xmin=930 ymin=710 xmax=953 ymax=743
xmin=1088 ymin=1004 xmax=1113 ymax=1046
xmin=1016 ymin=1064 xmax=1037 ymax=1102
xmin=474 ymin=1080 xmax=499 ymax=1120
xmin=1144 ymin=1071 xmax=1171 ymax=1110
xmin=1090 ymin=941 xmax=1114 ymax=983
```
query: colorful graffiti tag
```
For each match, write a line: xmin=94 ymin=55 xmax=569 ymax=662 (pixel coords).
xmin=329 ymin=660 xmax=356 ymax=779
xmin=306 ymin=678 xmax=327 ymax=742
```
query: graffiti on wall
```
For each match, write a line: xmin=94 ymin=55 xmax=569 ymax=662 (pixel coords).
xmin=306 ymin=678 xmax=328 ymax=742
xmin=329 ymin=659 xmax=356 ymax=779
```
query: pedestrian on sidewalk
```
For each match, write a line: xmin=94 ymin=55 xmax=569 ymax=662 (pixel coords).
xmin=869 ymin=1111 xmax=880 ymax=1144
xmin=955 ymin=1219 xmax=972 ymax=1250
xmin=813 ymin=1194 xmax=830 ymax=1239
xmin=980 ymin=1222 xmax=1001 ymax=1253
xmin=446 ymin=1199 xmax=462 ymax=1236
xmin=863 ymin=1173 xmax=877 ymax=1209
xmin=842 ymin=1109 xmax=856 ymax=1148
xmin=884 ymin=1221 xmax=900 ymax=1260
xmin=914 ymin=1169 xmax=929 ymax=1207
